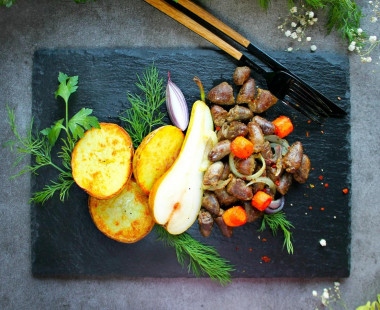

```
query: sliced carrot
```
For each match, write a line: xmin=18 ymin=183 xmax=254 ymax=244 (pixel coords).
xmin=251 ymin=191 xmax=273 ymax=211
xmin=222 ymin=206 xmax=247 ymax=227
xmin=230 ymin=136 xmax=254 ymax=159
xmin=272 ymin=116 xmax=294 ymax=138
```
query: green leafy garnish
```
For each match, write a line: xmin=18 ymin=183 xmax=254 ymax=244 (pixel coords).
xmin=356 ymin=294 xmax=380 ymax=310
xmin=120 ymin=64 xmax=166 ymax=148
xmin=259 ymin=211 xmax=294 ymax=254
xmin=6 ymin=72 xmax=99 ymax=204
xmin=156 ymin=226 xmax=234 ymax=285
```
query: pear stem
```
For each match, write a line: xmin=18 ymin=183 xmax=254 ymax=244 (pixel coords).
xmin=193 ymin=76 xmax=205 ymax=102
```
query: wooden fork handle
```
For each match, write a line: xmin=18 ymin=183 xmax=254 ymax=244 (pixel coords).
xmin=144 ymin=0 xmax=243 ymax=61
xmin=177 ymin=0 xmax=250 ymax=48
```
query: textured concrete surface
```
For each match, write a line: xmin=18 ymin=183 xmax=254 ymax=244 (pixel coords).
xmin=0 ymin=0 xmax=379 ymax=309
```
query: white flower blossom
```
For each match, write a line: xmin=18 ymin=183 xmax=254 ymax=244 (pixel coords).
xmin=298 ymin=37 xmax=302 ymax=42
xmin=296 ymin=27 xmax=302 ymax=33
xmin=312 ymin=290 xmax=318 ymax=297
xmin=322 ymin=289 xmax=330 ymax=299
xmin=313 ymin=18 xmax=318 ymax=22
xmin=319 ymin=238 xmax=326 ymax=246
xmin=285 ymin=30 xmax=292 ymax=37
xmin=348 ymin=44 xmax=355 ymax=52
xmin=291 ymin=22 xmax=297 ymax=28
xmin=287 ymin=47 xmax=293 ymax=52
xmin=334 ymin=282 xmax=340 ymax=287
xmin=357 ymin=28 xmax=363 ymax=35
xmin=367 ymin=57 xmax=373 ymax=63
xmin=369 ymin=0 xmax=373 ymax=3
xmin=351 ymin=41 xmax=356 ymax=46
xmin=306 ymin=36 xmax=311 ymax=41
xmin=310 ymin=45 xmax=317 ymax=52
xmin=308 ymin=20 xmax=315 ymax=25
xmin=300 ymin=18 xmax=306 ymax=25
xmin=309 ymin=11 xmax=315 ymax=18
xmin=290 ymin=6 xmax=297 ymax=13
xmin=369 ymin=35 xmax=377 ymax=43
xmin=371 ymin=16 xmax=378 ymax=23
xmin=291 ymin=32 xmax=298 ymax=39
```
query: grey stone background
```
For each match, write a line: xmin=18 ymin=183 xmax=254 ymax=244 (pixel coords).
xmin=0 ymin=0 xmax=379 ymax=309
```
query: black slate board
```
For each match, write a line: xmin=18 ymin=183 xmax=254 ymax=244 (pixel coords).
xmin=31 ymin=48 xmax=351 ymax=278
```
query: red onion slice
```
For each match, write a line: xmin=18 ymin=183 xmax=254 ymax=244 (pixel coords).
xmin=166 ymin=72 xmax=189 ymax=131
xmin=264 ymin=196 xmax=285 ymax=214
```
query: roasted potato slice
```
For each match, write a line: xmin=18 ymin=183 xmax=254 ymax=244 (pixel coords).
xmin=89 ymin=179 xmax=154 ymax=243
xmin=133 ymin=125 xmax=184 ymax=194
xmin=71 ymin=123 xmax=133 ymax=200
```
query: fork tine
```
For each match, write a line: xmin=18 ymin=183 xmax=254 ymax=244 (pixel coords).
xmin=287 ymin=87 xmax=327 ymax=119
xmin=282 ymin=98 xmax=322 ymax=124
xmin=288 ymin=84 xmax=330 ymax=117
xmin=291 ymin=78 xmax=346 ymax=116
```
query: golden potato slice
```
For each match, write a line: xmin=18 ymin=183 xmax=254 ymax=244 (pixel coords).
xmin=72 ymin=123 xmax=133 ymax=199
xmin=133 ymin=125 xmax=184 ymax=195
xmin=89 ymin=179 xmax=154 ymax=243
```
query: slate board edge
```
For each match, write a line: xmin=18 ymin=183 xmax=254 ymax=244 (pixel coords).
xmin=30 ymin=48 xmax=352 ymax=279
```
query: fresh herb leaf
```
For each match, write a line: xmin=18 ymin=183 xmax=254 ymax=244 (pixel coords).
xmin=0 ymin=0 xmax=14 ymax=7
xmin=259 ymin=211 xmax=294 ymax=254
xmin=6 ymin=72 xmax=99 ymax=205
xmin=41 ymin=118 xmax=65 ymax=148
xmin=55 ymin=73 xmax=78 ymax=105
xmin=120 ymin=65 xmax=166 ymax=148
xmin=68 ymin=108 xmax=100 ymax=139
xmin=156 ymin=226 xmax=234 ymax=285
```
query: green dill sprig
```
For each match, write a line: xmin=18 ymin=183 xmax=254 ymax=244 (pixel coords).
xmin=156 ymin=226 xmax=234 ymax=285
xmin=259 ymin=211 xmax=294 ymax=254
xmin=120 ymin=65 xmax=166 ymax=148
xmin=5 ymin=72 xmax=99 ymax=204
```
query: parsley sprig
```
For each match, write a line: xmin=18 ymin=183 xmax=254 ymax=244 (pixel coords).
xmin=6 ymin=72 xmax=100 ymax=204
xmin=259 ymin=211 xmax=294 ymax=254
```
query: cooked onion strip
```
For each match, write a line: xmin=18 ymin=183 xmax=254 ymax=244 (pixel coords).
xmin=202 ymin=177 xmax=231 ymax=191
xmin=229 ymin=153 xmax=266 ymax=181
xmin=266 ymin=135 xmax=290 ymax=155
xmin=246 ymin=177 xmax=276 ymax=193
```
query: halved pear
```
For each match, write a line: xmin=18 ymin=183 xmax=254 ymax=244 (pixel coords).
xmin=149 ymin=100 xmax=215 ymax=235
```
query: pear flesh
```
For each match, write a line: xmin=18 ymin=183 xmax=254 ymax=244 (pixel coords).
xmin=149 ymin=100 xmax=214 ymax=235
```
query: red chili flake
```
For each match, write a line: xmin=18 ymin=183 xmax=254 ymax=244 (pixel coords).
xmin=249 ymin=248 xmax=252 ymax=252
xmin=307 ymin=120 xmax=311 ymax=124
xmin=262 ymin=238 xmax=267 ymax=242
xmin=324 ymin=183 xmax=329 ymax=188
xmin=216 ymin=126 xmax=221 ymax=131
xmin=318 ymin=175 xmax=323 ymax=180
xmin=306 ymin=131 xmax=309 ymax=137
xmin=271 ymin=164 xmax=277 ymax=168
xmin=312 ymin=167 xmax=315 ymax=170
xmin=342 ymin=188 xmax=349 ymax=194
xmin=321 ymin=130 xmax=324 ymax=134
xmin=236 ymin=247 xmax=239 ymax=251
xmin=308 ymin=206 xmax=313 ymax=210
xmin=275 ymin=180 xmax=280 ymax=186
xmin=321 ymin=207 xmax=325 ymax=211
xmin=261 ymin=256 xmax=271 ymax=263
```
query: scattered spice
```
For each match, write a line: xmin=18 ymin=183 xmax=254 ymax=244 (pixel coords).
xmin=307 ymin=120 xmax=311 ymax=124
xmin=309 ymin=206 xmax=313 ymax=210
xmin=249 ymin=248 xmax=252 ymax=252
xmin=342 ymin=188 xmax=349 ymax=194
xmin=321 ymin=207 xmax=325 ymax=211
xmin=318 ymin=175 xmax=323 ymax=180
xmin=324 ymin=183 xmax=329 ymax=188
xmin=337 ymin=96 xmax=342 ymax=100
xmin=321 ymin=130 xmax=324 ymax=134
xmin=310 ymin=184 xmax=315 ymax=188
xmin=262 ymin=238 xmax=267 ymax=242
xmin=216 ymin=126 xmax=221 ymax=131
xmin=261 ymin=256 xmax=271 ymax=263
xmin=306 ymin=131 xmax=309 ymax=137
